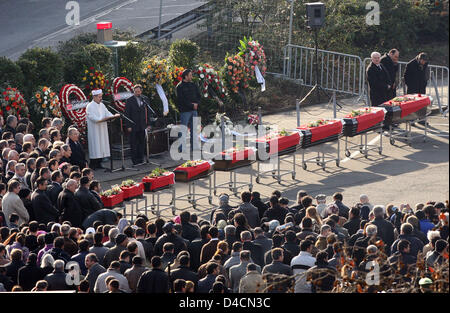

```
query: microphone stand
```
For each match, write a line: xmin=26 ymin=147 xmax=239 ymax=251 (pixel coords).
xmin=140 ymin=96 xmax=161 ymax=168
xmin=103 ymin=101 xmax=138 ymax=172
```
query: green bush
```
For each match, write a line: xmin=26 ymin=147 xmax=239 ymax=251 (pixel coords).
xmin=16 ymin=47 xmax=64 ymax=99
xmin=119 ymin=41 xmax=148 ymax=83
xmin=0 ymin=57 xmax=24 ymax=89
xmin=169 ymin=39 xmax=199 ymax=69
xmin=84 ymin=43 xmax=113 ymax=77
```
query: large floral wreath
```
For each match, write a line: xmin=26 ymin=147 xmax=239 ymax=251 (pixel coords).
xmin=194 ymin=63 xmax=227 ymax=99
xmin=238 ymin=37 xmax=267 ymax=87
xmin=0 ymin=86 xmax=28 ymax=118
xmin=31 ymin=86 xmax=62 ymax=118
xmin=111 ymin=77 xmax=134 ymax=111
xmin=222 ymin=54 xmax=248 ymax=93
xmin=82 ymin=67 xmax=110 ymax=97
xmin=140 ymin=56 xmax=170 ymax=95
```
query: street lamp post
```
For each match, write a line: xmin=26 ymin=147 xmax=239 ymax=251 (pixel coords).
xmin=287 ymin=0 xmax=295 ymax=78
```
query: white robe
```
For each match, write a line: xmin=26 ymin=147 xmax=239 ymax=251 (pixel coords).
xmin=86 ymin=100 xmax=113 ymax=159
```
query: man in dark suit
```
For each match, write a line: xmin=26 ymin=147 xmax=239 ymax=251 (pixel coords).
xmin=124 ymin=84 xmax=152 ymax=166
xmin=241 ymin=230 xmax=264 ymax=268
xmin=380 ymin=49 xmax=400 ymax=99
xmin=75 ymin=176 xmax=101 ymax=220
xmin=366 ymin=51 xmax=391 ymax=106
xmin=89 ymin=180 xmax=103 ymax=208
xmin=47 ymin=170 xmax=63 ymax=208
xmin=169 ymin=255 xmax=199 ymax=291
xmin=136 ymin=256 xmax=169 ymax=293
xmin=404 ymin=52 xmax=429 ymax=94
xmin=31 ymin=177 xmax=59 ymax=225
xmin=200 ymin=226 xmax=220 ymax=264
xmin=58 ymin=179 xmax=83 ymax=228
xmin=67 ymin=128 xmax=87 ymax=169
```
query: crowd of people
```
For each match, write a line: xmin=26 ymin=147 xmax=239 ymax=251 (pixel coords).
xmin=0 ymin=135 xmax=448 ymax=293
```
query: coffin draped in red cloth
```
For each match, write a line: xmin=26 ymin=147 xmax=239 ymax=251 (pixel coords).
xmin=255 ymin=132 xmax=301 ymax=155
xmin=120 ymin=183 xmax=144 ymax=199
xmin=345 ymin=108 xmax=385 ymax=133
xmin=142 ymin=172 xmax=175 ymax=191
xmin=382 ymin=94 xmax=431 ymax=118
xmin=298 ymin=120 xmax=342 ymax=143
xmin=174 ymin=161 xmax=211 ymax=180
xmin=220 ymin=148 xmax=255 ymax=164
xmin=398 ymin=95 xmax=430 ymax=118
xmin=101 ymin=192 xmax=124 ymax=207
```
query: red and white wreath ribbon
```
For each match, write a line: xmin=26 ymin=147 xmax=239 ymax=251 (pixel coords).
xmin=59 ymin=84 xmax=87 ymax=128
xmin=111 ymin=77 xmax=134 ymax=111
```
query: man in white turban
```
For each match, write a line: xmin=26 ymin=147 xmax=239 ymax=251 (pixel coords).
xmin=86 ymin=89 xmax=119 ymax=169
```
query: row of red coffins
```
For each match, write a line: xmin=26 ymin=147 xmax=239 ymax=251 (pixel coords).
xmin=297 ymin=119 xmax=343 ymax=148
xmin=381 ymin=94 xmax=430 ymax=126
xmin=342 ymin=107 xmax=385 ymax=137
xmin=254 ymin=131 xmax=302 ymax=157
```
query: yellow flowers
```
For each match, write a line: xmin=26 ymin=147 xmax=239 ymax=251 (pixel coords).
xmin=34 ymin=86 xmax=62 ymax=118
xmin=140 ymin=56 xmax=170 ymax=93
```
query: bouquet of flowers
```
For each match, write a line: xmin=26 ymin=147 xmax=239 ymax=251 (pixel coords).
xmin=247 ymin=114 xmax=259 ymax=126
xmin=0 ymin=87 xmax=28 ymax=118
xmin=101 ymin=185 xmax=122 ymax=197
xmin=169 ymin=66 xmax=185 ymax=87
xmin=180 ymin=160 xmax=206 ymax=168
xmin=238 ymin=36 xmax=267 ymax=86
xmin=194 ymin=63 xmax=227 ymax=99
xmin=32 ymin=86 xmax=62 ymax=118
xmin=265 ymin=129 xmax=292 ymax=140
xmin=121 ymin=179 xmax=138 ymax=187
xmin=146 ymin=167 xmax=168 ymax=178
xmin=350 ymin=107 xmax=372 ymax=117
xmin=222 ymin=54 xmax=248 ymax=93
xmin=307 ymin=119 xmax=329 ymax=128
xmin=140 ymin=56 xmax=170 ymax=94
xmin=82 ymin=67 xmax=110 ymax=97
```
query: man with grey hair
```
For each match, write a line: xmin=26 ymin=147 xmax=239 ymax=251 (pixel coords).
xmin=12 ymin=162 xmax=28 ymax=189
xmin=7 ymin=150 xmax=19 ymax=162
xmin=51 ymin=118 xmax=64 ymax=131
xmin=316 ymin=224 xmax=331 ymax=250
xmin=224 ymin=224 xmax=237 ymax=249
xmin=94 ymin=260 xmax=131 ymax=293
xmin=241 ymin=230 xmax=264 ymax=267
xmin=58 ymin=179 xmax=83 ymax=228
xmin=23 ymin=134 xmax=36 ymax=147
xmin=229 ymin=250 xmax=261 ymax=293
xmin=390 ymin=222 xmax=424 ymax=258
xmin=44 ymin=259 xmax=73 ymax=290
xmin=67 ymin=127 xmax=87 ymax=169
xmin=367 ymin=51 xmax=391 ymax=106
xmin=358 ymin=194 xmax=372 ymax=220
xmin=371 ymin=205 xmax=395 ymax=255
xmin=315 ymin=194 xmax=327 ymax=218
xmin=104 ymin=228 xmax=120 ymax=248
xmin=352 ymin=224 xmax=379 ymax=265
xmin=5 ymin=160 xmax=16 ymax=181
xmin=14 ymin=132 xmax=24 ymax=153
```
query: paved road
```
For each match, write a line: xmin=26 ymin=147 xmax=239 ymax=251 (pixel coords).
xmin=108 ymin=97 xmax=449 ymax=223
xmin=0 ymin=0 xmax=205 ymax=59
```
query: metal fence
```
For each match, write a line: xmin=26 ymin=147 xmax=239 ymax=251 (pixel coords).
xmin=362 ymin=58 xmax=449 ymax=112
xmin=283 ymin=44 xmax=364 ymax=96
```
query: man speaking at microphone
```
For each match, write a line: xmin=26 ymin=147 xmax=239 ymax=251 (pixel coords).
xmin=124 ymin=84 xmax=152 ymax=166
xmin=86 ymin=89 xmax=120 ymax=170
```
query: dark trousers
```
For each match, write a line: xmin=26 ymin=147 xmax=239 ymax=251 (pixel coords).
xmin=89 ymin=158 xmax=103 ymax=169
xmin=130 ymin=130 xmax=146 ymax=164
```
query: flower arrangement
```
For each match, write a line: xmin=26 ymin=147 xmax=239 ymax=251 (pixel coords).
xmin=247 ymin=114 xmax=259 ymax=126
xmin=169 ymin=66 xmax=185 ymax=87
xmin=140 ymin=56 xmax=170 ymax=94
xmin=121 ymin=179 xmax=138 ymax=187
xmin=194 ymin=63 xmax=227 ymax=99
xmin=0 ymin=87 xmax=28 ymax=118
xmin=82 ymin=67 xmax=110 ymax=96
xmin=265 ymin=129 xmax=292 ymax=139
xmin=307 ymin=119 xmax=329 ymax=128
xmin=101 ymin=185 xmax=122 ymax=197
xmin=180 ymin=160 xmax=206 ymax=167
xmin=32 ymin=86 xmax=62 ymax=118
xmin=146 ymin=167 xmax=169 ymax=178
xmin=238 ymin=36 xmax=267 ymax=85
xmin=223 ymin=54 xmax=247 ymax=93
xmin=350 ymin=107 xmax=372 ymax=117
xmin=111 ymin=77 xmax=134 ymax=111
